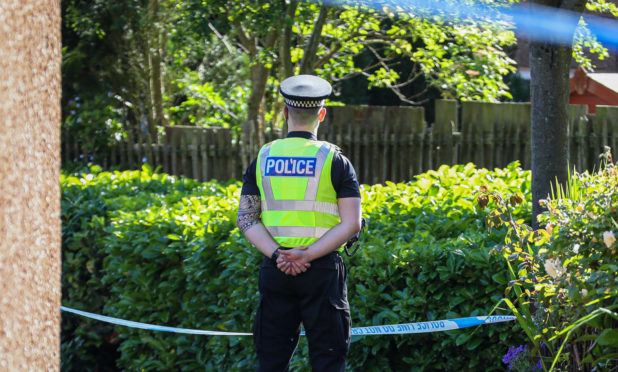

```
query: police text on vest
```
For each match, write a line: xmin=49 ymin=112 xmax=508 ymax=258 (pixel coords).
xmin=265 ymin=157 xmax=317 ymax=177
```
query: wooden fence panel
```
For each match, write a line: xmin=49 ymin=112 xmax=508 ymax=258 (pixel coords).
xmin=433 ymin=100 xmax=457 ymax=167
xmin=61 ymin=102 xmax=618 ymax=185
xmin=461 ymin=101 xmax=488 ymax=167
xmin=320 ymin=105 xmax=426 ymax=184
xmin=162 ymin=126 xmax=238 ymax=182
xmin=596 ymin=106 xmax=618 ymax=165
xmin=569 ymin=105 xmax=590 ymax=172
xmin=460 ymin=102 xmax=476 ymax=166
xmin=515 ymin=103 xmax=531 ymax=169
xmin=410 ymin=107 xmax=427 ymax=179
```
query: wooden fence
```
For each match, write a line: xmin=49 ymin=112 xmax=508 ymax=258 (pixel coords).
xmin=61 ymin=100 xmax=618 ymax=185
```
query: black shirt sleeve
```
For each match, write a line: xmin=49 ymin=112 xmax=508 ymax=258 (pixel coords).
xmin=240 ymin=158 xmax=260 ymax=196
xmin=331 ymin=151 xmax=361 ymax=198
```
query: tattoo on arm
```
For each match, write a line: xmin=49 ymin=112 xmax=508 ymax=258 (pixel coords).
xmin=237 ymin=195 xmax=262 ymax=233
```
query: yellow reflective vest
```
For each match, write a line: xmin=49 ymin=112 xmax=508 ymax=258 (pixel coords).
xmin=256 ymin=137 xmax=340 ymax=248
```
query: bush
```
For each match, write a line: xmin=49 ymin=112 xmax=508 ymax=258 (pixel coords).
xmin=61 ymin=162 xmax=530 ymax=371
xmin=479 ymin=148 xmax=618 ymax=371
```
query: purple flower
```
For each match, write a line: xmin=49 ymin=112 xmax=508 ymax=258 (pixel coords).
xmin=533 ymin=359 xmax=543 ymax=371
xmin=502 ymin=345 xmax=528 ymax=370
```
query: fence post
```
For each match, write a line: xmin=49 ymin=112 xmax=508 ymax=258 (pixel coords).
xmin=568 ymin=105 xmax=589 ymax=171
xmin=493 ymin=103 xmax=506 ymax=168
xmin=408 ymin=107 xmax=425 ymax=179
xmin=434 ymin=100 xmax=457 ymax=167
xmin=517 ymin=103 xmax=532 ymax=169
xmin=596 ymin=106 xmax=618 ymax=163
xmin=324 ymin=106 xmax=363 ymax=182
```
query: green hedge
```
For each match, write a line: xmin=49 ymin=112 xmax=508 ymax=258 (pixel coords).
xmin=61 ymin=163 xmax=530 ymax=371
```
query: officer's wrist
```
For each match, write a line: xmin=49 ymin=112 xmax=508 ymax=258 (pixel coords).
xmin=270 ymin=246 xmax=281 ymax=262
xmin=304 ymin=246 xmax=318 ymax=263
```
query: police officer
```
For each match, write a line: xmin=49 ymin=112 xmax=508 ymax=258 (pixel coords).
xmin=236 ymin=74 xmax=362 ymax=371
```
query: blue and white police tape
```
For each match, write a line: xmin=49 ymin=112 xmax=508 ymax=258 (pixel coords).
xmin=61 ymin=306 xmax=515 ymax=336
xmin=61 ymin=306 xmax=252 ymax=336
xmin=348 ymin=315 xmax=515 ymax=336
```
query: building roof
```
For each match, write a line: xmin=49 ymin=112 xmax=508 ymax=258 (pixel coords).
xmin=570 ymin=66 xmax=618 ymax=113
xmin=587 ymin=73 xmax=618 ymax=94
xmin=571 ymin=66 xmax=618 ymax=96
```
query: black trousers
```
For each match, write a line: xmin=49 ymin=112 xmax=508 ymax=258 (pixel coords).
xmin=254 ymin=252 xmax=351 ymax=372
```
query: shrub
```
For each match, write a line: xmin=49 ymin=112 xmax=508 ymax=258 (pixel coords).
xmin=61 ymin=162 xmax=530 ymax=371
xmin=479 ymin=148 xmax=618 ymax=371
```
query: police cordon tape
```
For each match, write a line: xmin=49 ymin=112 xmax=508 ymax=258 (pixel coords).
xmin=61 ymin=306 xmax=515 ymax=336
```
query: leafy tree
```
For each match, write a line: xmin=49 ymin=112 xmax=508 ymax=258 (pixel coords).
xmin=62 ymin=0 xmax=218 ymax=146
xmin=209 ymin=0 xmax=518 ymax=167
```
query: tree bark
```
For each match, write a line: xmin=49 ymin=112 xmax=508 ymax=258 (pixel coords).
xmin=149 ymin=0 xmax=164 ymax=142
xmin=280 ymin=0 xmax=297 ymax=78
xmin=235 ymin=20 xmax=279 ymax=169
xmin=246 ymin=62 xmax=272 ymax=146
xmin=529 ymin=0 xmax=587 ymax=228
xmin=530 ymin=43 xmax=571 ymax=227
xmin=299 ymin=5 xmax=328 ymax=75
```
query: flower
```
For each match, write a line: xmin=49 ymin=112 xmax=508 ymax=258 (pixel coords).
xmin=544 ymin=258 xmax=564 ymax=279
xmin=533 ymin=359 xmax=543 ymax=371
xmin=573 ymin=244 xmax=580 ymax=254
xmin=503 ymin=345 xmax=527 ymax=370
xmin=477 ymin=194 xmax=489 ymax=209
xmin=603 ymin=231 xmax=616 ymax=248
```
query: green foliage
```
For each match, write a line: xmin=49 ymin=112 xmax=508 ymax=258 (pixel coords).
xmin=578 ymin=0 xmax=618 ymax=70
xmin=478 ymin=147 xmax=618 ymax=371
xmin=61 ymin=94 xmax=126 ymax=161
xmin=573 ymin=18 xmax=610 ymax=71
xmin=166 ymin=43 xmax=250 ymax=130
xmin=61 ymin=164 xmax=221 ymax=371
xmin=61 ymin=162 xmax=530 ymax=370
xmin=278 ymin=0 xmax=517 ymax=102
xmin=343 ymin=162 xmax=530 ymax=371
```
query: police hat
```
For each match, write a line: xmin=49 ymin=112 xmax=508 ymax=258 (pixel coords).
xmin=280 ymin=75 xmax=332 ymax=108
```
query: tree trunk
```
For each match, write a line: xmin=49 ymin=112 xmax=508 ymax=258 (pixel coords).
xmin=530 ymin=42 xmax=571 ymax=227
xmin=237 ymin=23 xmax=279 ymax=170
xmin=280 ymin=0 xmax=297 ymax=78
xmin=242 ymin=62 xmax=271 ymax=168
xmin=150 ymin=0 xmax=165 ymax=142
xmin=529 ymin=0 xmax=587 ymax=228
xmin=143 ymin=36 xmax=155 ymax=141
xmin=299 ymin=5 xmax=328 ymax=75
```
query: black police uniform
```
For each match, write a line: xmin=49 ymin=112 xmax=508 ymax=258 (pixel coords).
xmin=241 ymin=131 xmax=360 ymax=371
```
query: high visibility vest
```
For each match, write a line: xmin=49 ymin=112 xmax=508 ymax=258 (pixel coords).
xmin=256 ymin=137 xmax=340 ymax=248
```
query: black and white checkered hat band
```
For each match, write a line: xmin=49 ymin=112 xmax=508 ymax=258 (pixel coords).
xmin=284 ymin=98 xmax=325 ymax=108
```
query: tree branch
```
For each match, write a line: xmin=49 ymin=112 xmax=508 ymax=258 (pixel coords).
xmin=232 ymin=19 xmax=255 ymax=55
xmin=300 ymin=4 xmax=329 ymax=74
xmin=280 ymin=0 xmax=298 ymax=78
xmin=208 ymin=22 xmax=234 ymax=54
xmin=265 ymin=27 xmax=279 ymax=49
xmin=365 ymin=44 xmax=425 ymax=105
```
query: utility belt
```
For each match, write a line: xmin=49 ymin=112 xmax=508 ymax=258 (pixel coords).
xmin=274 ymin=217 xmax=367 ymax=259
